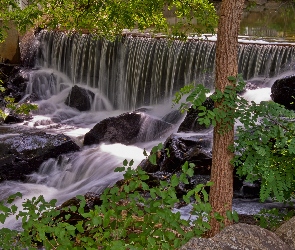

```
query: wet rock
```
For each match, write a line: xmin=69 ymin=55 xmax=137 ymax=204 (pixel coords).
xmin=56 ymin=192 xmax=103 ymax=225
xmin=0 ymin=64 xmax=34 ymax=124
xmin=180 ymin=223 xmax=292 ymax=250
xmin=139 ymin=134 xmax=213 ymax=197
xmin=83 ymin=112 xmax=173 ymax=146
xmin=271 ymin=75 xmax=295 ymax=110
xmin=162 ymin=110 xmax=184 ymax=125
xmin=0 ymin=64 xmax=27 ymax=103
xmin=178 ymin=98 xmax=214 ymax=133
xmin=240 ymin=180 xmax=261 ymax=199
xmin=65 ymin=85 xmax=95 ymax=111
xmin=139 ymin=133 xmax=256 ymax=198
xmin=4 ymin=113 xmax=27 ymax=124
xmin=140 ymin=134 xmax=213 ymax=174
xmin=0 ymin=132 xmax=80 ymax=182
xmin=275 ymin=216 xmax=295 ymax=249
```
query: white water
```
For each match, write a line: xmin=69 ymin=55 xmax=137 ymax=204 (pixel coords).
xmin=0 ymin=68 xmax=183 ymax=229
xmin=1 ymin=34 xmax=295 ymax=229
xmin=1 ymin=67 xmax=293 ymax=227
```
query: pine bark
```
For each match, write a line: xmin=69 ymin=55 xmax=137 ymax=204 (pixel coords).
xmin=208 ymin=0 xmax=245 ymax=237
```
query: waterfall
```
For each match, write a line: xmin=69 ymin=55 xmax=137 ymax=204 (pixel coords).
xmin=35 ymin=31 xmax=295 ymax=110
xmin=36 ymin=32 xmax=217 ymax=110
xmin=238 ymin=43 xmax=295 ymax=79
xmin=2 ymin=32 xmax=295 ymax=231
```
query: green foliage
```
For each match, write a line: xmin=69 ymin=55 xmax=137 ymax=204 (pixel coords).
xmin=174 ymin=75 xmax=295 ymax=202
xmin=0 ymin=160 xmax=217 ymax=249
xmin=255 ymin=207 xmax=295 ymax=231
xmin=0 ymin=0 xmax=218 ymax=42
xmin=0 ymin=94 xmax=38 ymax=120
xmin=172 ymin=84 xmax=209 ymax=112
xmin=0 ymin=79 xmax=38 ymax=120
xmin=246 ymin=1 xmax=257 ymax=11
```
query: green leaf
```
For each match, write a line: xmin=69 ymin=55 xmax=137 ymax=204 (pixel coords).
xmin=170 ymin=175 xmax=179 ymax=187
xmin=148 ymin=154 xmax=157 ymax=165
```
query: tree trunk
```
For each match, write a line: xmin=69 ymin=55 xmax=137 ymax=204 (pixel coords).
xmin=208 ymin=0 xmax=245 ymax=237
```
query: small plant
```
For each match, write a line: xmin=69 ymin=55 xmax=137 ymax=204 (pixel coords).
xmin=0 ymin=82 xmax=38 ymax=120
xmin=255 ymin=207 xmax=295 ymax=231
xmin=173 ymin=75 xmax=295 ymax=202
xmin=0 ymin=158 xmax=226 ymax=249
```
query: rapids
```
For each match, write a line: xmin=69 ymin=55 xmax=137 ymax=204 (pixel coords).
xmin=1 ymin=32 xmax=295 ymax=229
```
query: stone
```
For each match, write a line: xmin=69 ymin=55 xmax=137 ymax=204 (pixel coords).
xmin=4 ymin=113 xmax=29 ymax=124
xmin=255 ymin=0 xmax=267 ymax=5
xmin=162 ymin=110 xmax=184 ymax=125
xmin=178 ymin=98 xmax=214 ymax=133
xmin=275 ymin=216 xmax=295 ymax=249
xmin=249 ymin=5 xmax=266 ymax=12
xmin=139 ymin=133 xmax=252 ymax=197
xmin=271 ymin=75 xmax=295 ymax=110
xmin=180 ymin=223 xmax=292 ymax=250
xmin=19 ymin=30 xmax=40 ymax=67
xmin=0 ymin=64 xmax=27 ymax=103
xmin=265 ymin=1 xmax=281 ymax=10
xmin=0 ymin=132 xmax=80 ymax=182
xmin=83 ymin=111 xmax=173 ymax=146
xmin=65 ymin=85 xmax=95 ymax=111
xmin=140 ymin=133 xmax=213 ymax=174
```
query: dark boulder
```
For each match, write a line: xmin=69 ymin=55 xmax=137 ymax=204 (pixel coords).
xmin=0 ymin=132 xmax=80 ymax=182
xmin=162 ymin=110 xmax=184 ymax=125
xmin=271 ymin=75 xmax=295 ymax=110
xmin=140 ymin=134 xmax=213 ymax=174
xmin=0 ymin=64 xmax=34 ymax=125
xmin=56 ymin=192 xmax=103 ymax=225
xmin=65 ymin=85 xmax=95 ymax=111
xmin=0 ymin=64 xmax=27 ymax=103
xmin=178 ymin=98 xmax=214 ymax=133
xmin=83 ymin=112 xmax=173 ymax=146
xmin=239 ymin=180 xmax=261 ymax=199
xmin=139 ymin=133 xmax=248 ymax=197
xmin=4 ymin=113 xmax=28 ymax=124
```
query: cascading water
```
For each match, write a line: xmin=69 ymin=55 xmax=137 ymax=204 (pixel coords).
xmin=1 ymin=31 xmax=295 ymax=230
xmin=36 ymin=31 xmax=295 ymax=110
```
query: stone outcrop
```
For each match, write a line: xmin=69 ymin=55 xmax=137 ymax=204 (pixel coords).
xmin=0 ymin=132 xmax=80 ymax=182
xmin=178 ymin=98 xmax=214 ymax=133
xmin=138 ymin=133 xmax=252 ymax=198
xmin=162 ymin=110 xmax=184 ymax=125
xmin=83 ymin=111 xmax=173 ymax=146
xmin=271 ymin=75 xmax=295 ymax=110
xmin=65 ymin=85 xmax=95 ymax=111
xmin=275 ymin=216 xmax=295 ymax=249
xmin=180 ymin=223 xmax=292 ymax=250
xmin=140 ymin=134 xmax=213 ymax=174
xmin=0 ymin=64 xmax=27 ymax=103
xmin=0 ymin=64 xmax=33 ymax=124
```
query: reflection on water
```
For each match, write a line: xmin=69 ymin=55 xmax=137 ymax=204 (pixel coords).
xmin=240 ymin=3 xmax=295 ymax=43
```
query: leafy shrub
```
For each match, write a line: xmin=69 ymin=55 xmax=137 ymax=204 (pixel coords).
xmin=0 ymin=159 xmax=234 ymax=249
xmin=255 ymin=207 xmax=295 ymax=231
xmin=0 ymin=81 xmax=37 ymax=120
xmin=174 ymin=75 xmax=295 ymax=202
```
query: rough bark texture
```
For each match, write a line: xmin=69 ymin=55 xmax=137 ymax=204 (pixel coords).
xmin=208 ymin=0 xmax=245 ymax=237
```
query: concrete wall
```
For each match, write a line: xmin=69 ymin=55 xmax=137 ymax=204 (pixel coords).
xmin=0 ymin=22 xmax=20 ymax=64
